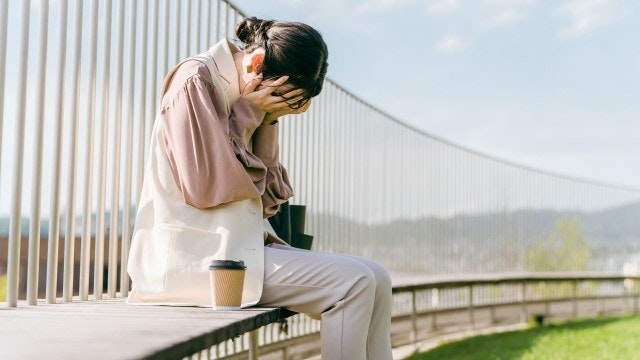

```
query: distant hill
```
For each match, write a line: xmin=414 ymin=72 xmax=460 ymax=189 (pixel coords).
xmin=304 ymin=201 xmax=640 ymax=274
xmin=0 ymin=206 xmax=137 ymax=237
xmin=1 ymin=202 xmax=638 ymax=247
xmin=2 ymin=202 xmax=637 ymax=275
xmin=310 ymin=201 xmax=640 ymax=247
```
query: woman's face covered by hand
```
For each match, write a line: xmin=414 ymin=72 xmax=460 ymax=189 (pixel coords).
xmin=239 ymin=49 xmax=312 ymax=122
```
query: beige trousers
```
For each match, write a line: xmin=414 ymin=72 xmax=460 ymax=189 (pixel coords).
xmin=258 ymin=244 xmax=393 ymax=360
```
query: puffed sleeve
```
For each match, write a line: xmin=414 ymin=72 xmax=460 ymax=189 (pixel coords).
xmin=160 ymin=64 xmax=262 ymax=209
xmin=252 ymin=123 xmax=294 ymax=218
xmin=228 ymin=101 xmax=294 ymax=218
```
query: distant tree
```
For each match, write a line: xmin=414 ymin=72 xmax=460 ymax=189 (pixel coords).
xmin=525 ymin=217 xmax=590 ymax=272
xmin=524 ymin=217 xmax=592 ymax=299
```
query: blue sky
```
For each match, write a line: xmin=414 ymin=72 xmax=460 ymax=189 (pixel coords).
xmin=0 ymin=0 xmax=637 ymax=218
xmin=232 ymin=0 xmax=640 ymax=188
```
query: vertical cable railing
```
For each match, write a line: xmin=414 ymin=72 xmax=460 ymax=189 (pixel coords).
xmin=78 ymin=0 xmax=98 ymax=302
xmin=0 ymin=0 xmax=8 ymax=183
xmin=1 ymin=0 xmax=640 ymax=309
xmin=106 ymin=0 xmax=124 ymax=299
xmin=26 ymin=0 xmax=49 ymax=306
xmin=136 ymin=0 xmax=150 ymax=199
xmin=6 ymin=0 xmax=31 ymax=308
xmin=61 ymin=0 xmax=82 ymax=303
xmin=46 ymin=0 xmax=69 ymax=305
xmin=119 ymin=0 xmax=137 ymax=299
xmin=93 ymin=0 xmax=112 ymax=300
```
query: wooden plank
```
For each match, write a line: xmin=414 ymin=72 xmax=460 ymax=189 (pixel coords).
xmin=0 ymin=299 xmax=295 ymax=359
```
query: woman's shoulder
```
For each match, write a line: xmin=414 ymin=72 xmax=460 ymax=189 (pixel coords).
xmin=174 ymin=60 xmax=215 ymax=87
xmin=162 ymin=60 xmax=216 ymax=107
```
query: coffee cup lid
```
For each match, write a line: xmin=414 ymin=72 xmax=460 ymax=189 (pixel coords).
xmin=209 ymin=259 xmax=246 ymax=270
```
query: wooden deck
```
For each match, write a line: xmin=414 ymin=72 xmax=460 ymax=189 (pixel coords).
xmin=0 ymin=298 xmax=294 ymax=359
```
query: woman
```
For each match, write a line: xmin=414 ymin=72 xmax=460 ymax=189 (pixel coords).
xmin=127 ymin=17 xmax=393 ymax=359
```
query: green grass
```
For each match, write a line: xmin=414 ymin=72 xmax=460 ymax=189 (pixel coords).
xmin=406 ymin=315 xmax=640 ymax=360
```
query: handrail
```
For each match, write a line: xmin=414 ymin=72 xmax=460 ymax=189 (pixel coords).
xmin=388 ymin=272 xmax=640 ymax=352
xmin=180 ymin=273 xmax=639 ymax=358
xmin=392 ymin=273 xmax=640 ymax=292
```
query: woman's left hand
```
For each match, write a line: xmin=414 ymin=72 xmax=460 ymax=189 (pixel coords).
xmin=241 ymin=75 xmax=311 ymax=124
xmin=263 ymin=98 xmax=312 ymax=124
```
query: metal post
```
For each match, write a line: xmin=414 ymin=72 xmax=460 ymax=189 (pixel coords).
xmin=411 ymin=290 xmax=418 ymax=344
xmin=62 ymin=0 xmax=84 ymax=304
xmin=215 ymin=0 xmax=221 ymax=42
xmin=490 ymin=305 xmax=496 ymax=325
xmin=194 ymin=0 xmax=201 ymax=53
xmin=469 ymin=285 xmax=475 ymax=329
xmin=0 ymin=0 xmax=9 ymax=173
xmin=26 ymin=0 xmax=50 ymax=306
xmin=6 ymin=0 xmax=31 ymax=308
xmin=519 ymin=282 xmax=526 ymax=323
xmin=431 ymin=288 xmax=438 ymax=331
xmin=223 ymin=0 xmax=229 ymax=37
xmin=94 ymin=0 xmax=113 ymax=300
xmin=596 ymin=296 xmax=603 ymax=316
xmin=184 ymin=0 xmax=191 ymax=56
xmin=79 ymin=0 xmax=99 ymax=302
xmin=248 ymin=329 xmax=259 ymax=360
xmin=108 ymin=0 xmax=125 ymax=298
xmin=174 ymin=0 xmax=181 ymax=64
xmin=149 ymin=1 xmax=159 ymax=115
xmin=545 ymin=301 xmax=550 ymax=318
xmin=120 ymin=0 xmax=138 ymax=298
xmin=572 ymin=280 xmax=578 ymax=318
xmin=46 ymin=0 xmax=69 ymax=305
xmin=136 ymin=0 xmax=151 ymax=201
xmin=634 ymin=284 xmax=639 ymax=314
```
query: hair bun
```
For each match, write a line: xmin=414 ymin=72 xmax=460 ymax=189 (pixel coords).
xmin=235 ymin=17 xmax=273 ymax=46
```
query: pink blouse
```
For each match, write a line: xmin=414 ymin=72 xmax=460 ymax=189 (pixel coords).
xmin=158 ymin=60 xmax=293 ymax=218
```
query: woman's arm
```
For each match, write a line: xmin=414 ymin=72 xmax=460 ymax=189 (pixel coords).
xmin=251 ymin=122 xmax=293 ymax=217
xmin=160 ymin=62 xmax=262 ymax=209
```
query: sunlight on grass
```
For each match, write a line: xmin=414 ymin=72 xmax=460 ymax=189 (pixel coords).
xmin=406 ymin=316 xmax=640 ymax=360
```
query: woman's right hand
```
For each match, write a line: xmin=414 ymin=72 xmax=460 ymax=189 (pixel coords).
xmin=242 ymin=75 xmax=309 ymax=123
xmin=263 ymin=98 xmax=311 ymax=124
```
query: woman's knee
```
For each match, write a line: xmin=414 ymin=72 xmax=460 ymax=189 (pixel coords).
xmin=350 ymin=257 xmax=392 ymax=294
xmin=372 ymin=261 xmax=392 ymax=293
xmin=344 ymin=259 xmax=377 ymax=298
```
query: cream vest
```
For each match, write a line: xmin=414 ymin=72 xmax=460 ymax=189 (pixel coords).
xmin=127 ymin=43 xmax=265 ymax=307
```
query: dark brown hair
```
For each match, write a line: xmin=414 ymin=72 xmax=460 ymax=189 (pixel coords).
xmin=235 ymin=17 xmax=329 ymax=104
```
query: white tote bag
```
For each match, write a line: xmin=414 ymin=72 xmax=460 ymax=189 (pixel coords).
xmin=127 ymin=198 xmax=265 ymax=307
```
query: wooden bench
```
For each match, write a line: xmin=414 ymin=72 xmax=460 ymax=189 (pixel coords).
xmin=0 ymin=298 xmax=295 ymax=359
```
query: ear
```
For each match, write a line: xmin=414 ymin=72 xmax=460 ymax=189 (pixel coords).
xmin=247 ymin=53 xmax=264 ymax=74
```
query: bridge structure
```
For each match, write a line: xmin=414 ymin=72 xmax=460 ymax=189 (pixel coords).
xmin=1 ymin=0 xmax=639 ymax=359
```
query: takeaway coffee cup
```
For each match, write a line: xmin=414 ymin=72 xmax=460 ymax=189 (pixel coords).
xmin=209 ymin=260 xmax=247 ymax=310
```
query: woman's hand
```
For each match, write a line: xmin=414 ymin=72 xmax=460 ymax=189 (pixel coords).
xmin=263 ymin=98 xmax=311 ymax=124
xmin=264 ymin=231 xmax=290 ymax=246
xmin=242 ymin=75 xmax=311 ymax=124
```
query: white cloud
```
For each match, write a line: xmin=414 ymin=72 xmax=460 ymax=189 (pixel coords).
xmin=275 ymin=0 xmax=308 ymax=5
xmin=482 ymin=0 xmax=536 ymax=6
xmin=556 ymin=0 xmax=630 ymax=38
xmin=435 ymin=34 xmax=471 ymax=54
xmin=480 ymin=0 xmax=537 ymax=27
xmin=485 ymin=9 xmax=524 ymax=26
xmin=356 ymin=0 xmax=415 ymax=13
xmin=426 ymin=0 xmax=463 ymax=15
